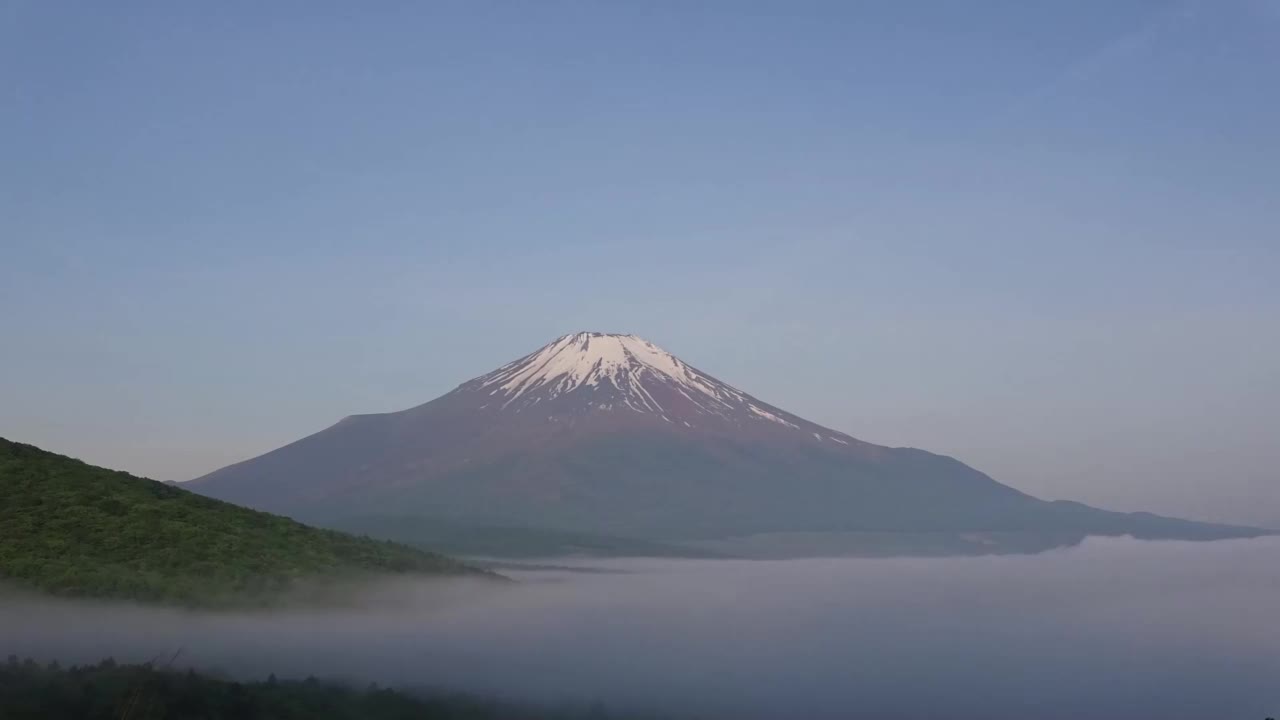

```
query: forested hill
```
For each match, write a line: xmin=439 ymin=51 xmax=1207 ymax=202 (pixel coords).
xmin=0 ymin=438 xmax=487 ymax=605
xmin=0 ymin=657 xmax=636 ymax=720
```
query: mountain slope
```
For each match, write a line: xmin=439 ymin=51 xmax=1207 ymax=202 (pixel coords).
xmin=190 ymin=332 xmax=1270 ymax=553
xmin=0 ymin=438 xmax=485 ymax=604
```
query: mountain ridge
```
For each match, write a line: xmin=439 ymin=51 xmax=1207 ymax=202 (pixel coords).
xmin=189 ymin=332 xmax=1272 ymax=555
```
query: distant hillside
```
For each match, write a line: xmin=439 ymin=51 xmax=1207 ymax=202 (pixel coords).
xmin=0 ymin=438 xmax=487 ymax=606
xmin=327 ymin=515 xmax=727 ymax=559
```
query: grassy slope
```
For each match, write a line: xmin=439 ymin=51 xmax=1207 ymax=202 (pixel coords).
xmin=0 ymin=438 xmax=485 ymax=605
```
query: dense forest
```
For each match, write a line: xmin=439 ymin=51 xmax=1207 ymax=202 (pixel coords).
xmin=0 ymin=657 xmax=635 ymax=720
xmin=0 ymin=438 xmax=488 ymax=605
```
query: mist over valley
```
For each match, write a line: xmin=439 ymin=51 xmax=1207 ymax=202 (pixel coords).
xmin=5 ymin=538 xmax=1278 ymax=719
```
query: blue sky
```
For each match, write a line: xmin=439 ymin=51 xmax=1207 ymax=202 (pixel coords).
xmin=3 ymin=1 xmax=1278 ymax=525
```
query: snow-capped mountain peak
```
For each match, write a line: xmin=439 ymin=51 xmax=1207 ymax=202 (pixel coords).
xmin=473 ymin=332 xmax=745 ymax=413
xmin=451 ymin=332 xmax=859 ymax=445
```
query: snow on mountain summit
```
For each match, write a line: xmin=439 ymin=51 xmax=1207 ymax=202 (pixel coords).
xmin=472 ymin=332 xmax=744 ymax=413
xmin=456 ymin=332 xmax=855 ymax=444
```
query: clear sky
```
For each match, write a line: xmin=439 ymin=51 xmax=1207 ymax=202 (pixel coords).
xmin=3 ymin=1 xmax=1277 ymax=526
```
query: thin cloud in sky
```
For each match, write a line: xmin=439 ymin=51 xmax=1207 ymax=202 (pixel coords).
xmin=997 ymin=0 xmax=1200 ymax=122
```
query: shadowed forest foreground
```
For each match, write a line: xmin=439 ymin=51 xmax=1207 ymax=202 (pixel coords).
xmin=0 ymin=656 xmax=646 ymax=720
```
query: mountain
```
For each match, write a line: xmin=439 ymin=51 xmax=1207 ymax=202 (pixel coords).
xmin=189 ymin=332 xmax=1270 ymax=555
xmin=328 ymin=515 xmax=728 ymax=560
xmin=0 ymin=438 xmax=486 ymax=605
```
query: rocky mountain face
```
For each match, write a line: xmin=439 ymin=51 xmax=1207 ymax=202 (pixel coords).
xmin=190 ymin=332 xmax=1268 ymax=552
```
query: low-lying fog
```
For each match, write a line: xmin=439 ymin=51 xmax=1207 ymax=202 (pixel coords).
xmin=4 ymin=537 xmax=1279 ymax=719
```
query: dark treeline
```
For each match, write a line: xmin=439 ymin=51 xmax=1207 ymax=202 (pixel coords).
xmin=0 ymin=656 xmax=643 ymax=720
